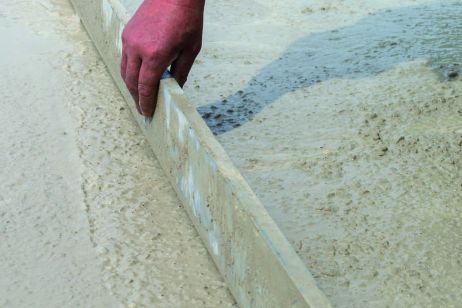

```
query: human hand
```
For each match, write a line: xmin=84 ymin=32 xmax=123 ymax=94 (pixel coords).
xmin=121 ymin=0 xmax=204 ymax=117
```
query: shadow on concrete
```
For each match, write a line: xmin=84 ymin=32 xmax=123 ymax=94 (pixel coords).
xmin=197 ymin=2 xmax=462 ymax=135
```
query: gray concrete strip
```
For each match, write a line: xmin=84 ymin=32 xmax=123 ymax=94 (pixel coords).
xmin=69 ymin=0 xmax=331 ymax=306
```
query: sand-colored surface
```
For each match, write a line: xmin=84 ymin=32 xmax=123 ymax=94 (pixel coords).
xmin=0 ymin=0 xmax=234 ymax=306
xmin=183 ymin=0 xmax=462 ymax=306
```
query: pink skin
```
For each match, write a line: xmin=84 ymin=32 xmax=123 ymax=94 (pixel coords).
xmin=121 ymin=0 xmax=205 ymax=117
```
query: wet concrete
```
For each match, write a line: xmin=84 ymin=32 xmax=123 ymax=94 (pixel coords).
xmin=197 ymin=2 xmax=462 ymax=135
xmin=183 ymin=0 xmax=462 ymax=306
xmin=121 ymin=0 xmax=462 ymax=306
xmin=0 ymin=0 xmax=235 ymax=306
xmin=0 ymin=0 xmax=116 ymax=305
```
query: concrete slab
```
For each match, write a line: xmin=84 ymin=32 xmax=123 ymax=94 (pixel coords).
xmin=69 ymin=0 xmax=330 ymax=306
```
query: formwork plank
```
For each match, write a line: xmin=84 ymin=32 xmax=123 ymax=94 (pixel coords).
xmin=69 ymin=0 xmax=331 ymax=306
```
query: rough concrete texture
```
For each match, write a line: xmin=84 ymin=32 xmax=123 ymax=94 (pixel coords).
xmin=0 ymin=0 xmax=234 ymax=306
xmin=0 ymin=1 xmax=116 ymax=305
xmin=182 ymin=0 xmax=462 ymax=306
xmin=69 ymin=0 xmax=331 ymax=306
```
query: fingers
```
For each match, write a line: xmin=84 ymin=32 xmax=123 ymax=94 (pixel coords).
xmin=138 ymin=59 xmax=169 ymax=117
xmin=121 ymin=36 xmax=199 ymax=117
xmin=122 ymin=48 xmax=170 ymax=117
xmin=124 ymin=53 xmax=142 ymax=114
xmin=171 ymin=44 xmax=201 ymax=87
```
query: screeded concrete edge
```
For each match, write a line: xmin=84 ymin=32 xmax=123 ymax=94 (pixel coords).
xmin=69 ymin=0 xmax=331 ymax=307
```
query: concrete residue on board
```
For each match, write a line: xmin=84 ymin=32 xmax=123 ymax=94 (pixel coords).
xmin=162 ymin=93 xmax=223 ymax=258
xmin=184 ymin=154 xmax=221 ymax=258
xmin=0 ymin=0 xmax=235 ymax=306
xmin=116 ymin=23 xmax=124 ymax=55
xmin=101 ymin=0 xmax=113 ymax=29
xmin=121 ymin=0 xmax=143 ymax=15
xmin=183 ymin=0 xmax=462 ymax=306
xmin=100 ymin=0 xmax=125 ymax=55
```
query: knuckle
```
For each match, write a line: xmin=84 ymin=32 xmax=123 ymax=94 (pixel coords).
xmin=125 ymin=82 xmax=138 ymax=93
xmin=121 ymin=30 xmax=138 ymax=49
xmin=142 ymin=45 xmax=169 ymax=60
xmin=138 ymin=83 xmax=154 ymax=97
